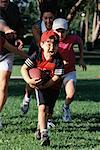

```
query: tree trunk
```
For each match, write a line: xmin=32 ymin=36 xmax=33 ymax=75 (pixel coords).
xmin=92 ymin=11 xmax=97 ymax=42
xmin=91 ymin=0 xmax=99 ymax=46
xmin=66 ymin=0 xmax=83 ymax=23
xmin=85 ymin=11 xmax=89 ymax=44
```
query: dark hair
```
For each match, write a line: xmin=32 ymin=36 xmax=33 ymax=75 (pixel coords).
xmin=40 ymin=3 xmax=56 ymax=17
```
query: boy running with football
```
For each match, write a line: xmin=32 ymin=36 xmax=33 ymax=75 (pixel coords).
xmin=21 ymin=30 xmax=64 ymax=146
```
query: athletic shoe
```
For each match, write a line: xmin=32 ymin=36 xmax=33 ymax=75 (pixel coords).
xmin=41 ymin=131 xmax=50 ymax=146
xmin=0 ymin=118 xmax=3 ymax=130
xmin=63 ymin=106 xmax=71 ymax=122
xmin=21 ymin=102 xmax=29 ymax=114
xmin=47 ymin=119 xmax=55 ymax=129
xmin=34 ymin=129 xmax=41 ymax=140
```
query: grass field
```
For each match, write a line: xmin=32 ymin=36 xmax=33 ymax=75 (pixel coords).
xmin=0 ymin=65 xmax=100 ymax=150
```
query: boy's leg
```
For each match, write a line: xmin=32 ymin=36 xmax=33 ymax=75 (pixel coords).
xmin=63 ymin=79 xmax=75 ymax=122
xmin=21 ymin=84 xmax=33 ymax=114
xmin=35 ymin=104 xmax=50 ymax=146
xmin=38 ymin=104 xmax=47 ymax=131
xmin=38 ymin=105 xmax=50 ymax=146
xmin=47 ymin=101 xmax=56 ymax=129
xmin=0 ymin=54 xmax=13 ymax=129
xmin=0 ymin=71 xmax=11 ymax=129
xmin=47 ymin=89 xmax=60 ymax=129
xmin=35 ymin=89 xmax=50 ymax=146
xmin=62 ymin=71 xmax=76 ymax=122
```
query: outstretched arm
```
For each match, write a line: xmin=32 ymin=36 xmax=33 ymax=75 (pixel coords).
xmin=32 ymin=24 xmax=41 ymax=47
xmin=3 ymin=39 xmax=28 ymax=59
xmin=77 ymin=37 xmax=87 ymax=71
xmin=38 ymin=75 xmax=60 ymax=89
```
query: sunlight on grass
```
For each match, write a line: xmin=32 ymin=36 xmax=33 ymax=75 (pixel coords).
xmin=0 ymin=65 xmax=100 ymax=150
xmin=76 ymin=65 xmax=100 ymax=79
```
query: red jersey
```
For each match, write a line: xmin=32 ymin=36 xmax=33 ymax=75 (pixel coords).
xmin=25 ymin=49 xmax=64 ymax=78
xmin=58 ymin=35 xmax=82 ymax=74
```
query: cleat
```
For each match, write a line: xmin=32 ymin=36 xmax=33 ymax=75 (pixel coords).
xmin=20 ymin=102 xmax=29 ymax=114
xmin=34 ymin=129 xmax=41 ymax=140
xmin=47 ymin=119 xmax=55 ymax=129
xmin=41 ymin=130 xmax=50 ymax=146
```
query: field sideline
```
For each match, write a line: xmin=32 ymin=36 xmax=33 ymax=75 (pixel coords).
xmin=0 ymin=65 xmax=100 ymax=150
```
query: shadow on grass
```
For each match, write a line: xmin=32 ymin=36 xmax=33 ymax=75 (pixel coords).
xmin=51 ymin=140 xmax=99 ymax=150
xmin=8 ymin=79 xmax=100 ymax=101
xmin=59 ymin=79 xmax=100 ymax=102
xmin=3 ymin=115 xmax=37 ymax=134
xmin=54 ymin=112 xmax=100 ymax=131
xmin=51 ymin=112 xmax=100 ymax=149
xmin=8 ymin=80 xmax=26 ymax=96
xmin=2 ymin=111 xmax=100 ymax=149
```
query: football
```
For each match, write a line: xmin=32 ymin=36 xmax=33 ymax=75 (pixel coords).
xmin=29 ymin=68 xmax=41 ymax=80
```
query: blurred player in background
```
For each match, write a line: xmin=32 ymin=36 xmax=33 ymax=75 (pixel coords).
xmin=0 ymin=0 xmax=25 ymax=129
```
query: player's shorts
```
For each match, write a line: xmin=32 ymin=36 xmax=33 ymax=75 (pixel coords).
xmin=35 ymin=88 xmax=60 ymax=106
xmin=0 ymin=53 xmax=14 ymax=72
xmin=62 ymin=71 xmax=76 ymax=86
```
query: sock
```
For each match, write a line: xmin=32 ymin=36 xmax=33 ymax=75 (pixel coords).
xmin=41 ymin=129 xmax=48 ymax=138
xmin=23 ymin=94 xmax=30 ymax=105
xmin=41 ymin=129 xmax=48 ymax=133
xmin=64 ymin=103 xmax=69 ymax=109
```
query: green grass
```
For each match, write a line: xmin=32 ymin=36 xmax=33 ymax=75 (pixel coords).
xmin=0 ymin=65 xmax=100 ymax=150
xmin=76 ymin=65 xmax=100 ymax=79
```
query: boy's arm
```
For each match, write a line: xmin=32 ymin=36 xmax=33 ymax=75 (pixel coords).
xmin=3 ymin=39 xmax=28 ymax=59
xmin=32 ymin=24 xmax=41 ymax=46
xmin=0 ymin=19 xmax=15 ymax=33
xmin=77 ymin=37 xmax=87 ymax=71
xmin=0 ymin=17 xmax=23 ymax=50
xmin=38 ymin=75 xmax=60 ymax=89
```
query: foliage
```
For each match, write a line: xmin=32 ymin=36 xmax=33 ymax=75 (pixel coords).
xmin=12 ymin=0 xmax=97 ymax=42
xmin=22 ymin=0 xmax=40 ymax=33
xmin=68 ymin=0 xmax=95 ymax=40
xmin=13 ymin=0 xmax=40 ymax=33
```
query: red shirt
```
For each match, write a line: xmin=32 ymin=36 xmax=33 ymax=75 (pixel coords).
xmin=58 ymin=35 xmax=82 ymax=74
xmin=25 ymin=49 xmax=64 ymax=77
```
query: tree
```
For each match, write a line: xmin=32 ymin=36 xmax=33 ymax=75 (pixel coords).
xmin=37 ymin=0 xmax=82 ymax=20
xmin=13 ymin=0 xmax=99 ymax=50
xmin=92 ymin=0 xmax=100 ymax=47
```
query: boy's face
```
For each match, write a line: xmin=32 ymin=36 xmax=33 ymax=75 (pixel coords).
xmin=54 ymin=29 xmax=67 ymax=41
xmin=42 ymin=12 xmax=54 ymax=30
xmin=41 ymin=38 xmax=58 ymax=56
